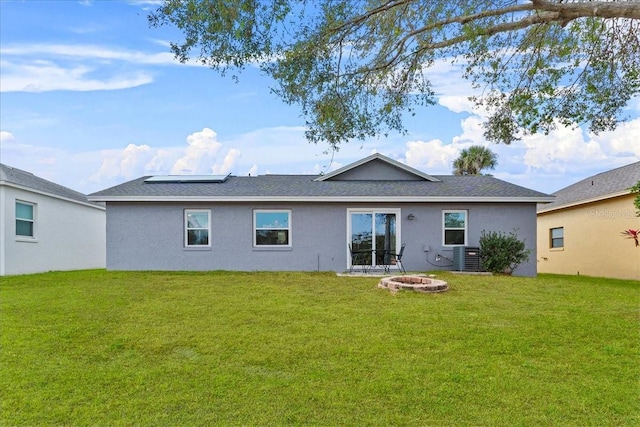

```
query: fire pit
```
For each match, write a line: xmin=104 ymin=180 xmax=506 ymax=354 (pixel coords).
xmin=378 ymin=275 xmax=448 ymax=293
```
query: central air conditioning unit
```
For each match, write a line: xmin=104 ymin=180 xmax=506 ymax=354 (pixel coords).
xmin=452 ymin=246 xmax=481 ymax=272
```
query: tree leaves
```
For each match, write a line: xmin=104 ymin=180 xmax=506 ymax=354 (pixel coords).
xmin=149 ymin=0 xmax=640 ymax=146
xmin=452 ymin=145 xmax=498 ymax=175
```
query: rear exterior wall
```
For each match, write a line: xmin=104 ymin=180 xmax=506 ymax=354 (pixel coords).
xmin=537 ymin=195 xmax=640 ymax=280
xmin=1 ymin=186 xmax=106 ymax=275
xmin=105 ymin=201 xmax=538 ymax=276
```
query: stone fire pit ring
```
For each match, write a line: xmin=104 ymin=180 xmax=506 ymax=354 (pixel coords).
xmin=378 ymin=275 xmax=448 ymax=293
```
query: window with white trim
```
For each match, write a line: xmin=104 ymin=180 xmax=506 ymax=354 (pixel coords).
xmin=185 ymin=209 xmax=211 ymax=247
xmin=254 ymin=210 xmax=291 ymax=247
xmin=16 ymin=201 xmax=35 ymax=238
xmin=443 ymin=210 xmax=467 ymax=246
xmin=550 ymin=227 xmax=564 ymax=248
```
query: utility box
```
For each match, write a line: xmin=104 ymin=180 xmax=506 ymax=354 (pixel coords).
xmin=452 ymin=246 xmax=481 ymax=272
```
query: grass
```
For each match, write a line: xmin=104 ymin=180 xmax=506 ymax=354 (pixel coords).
xmin=1 ymin=270 xmax=638 ymax=426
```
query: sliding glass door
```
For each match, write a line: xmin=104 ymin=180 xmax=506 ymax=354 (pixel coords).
xmin=348 ymin=209 xmax=400 ymax=268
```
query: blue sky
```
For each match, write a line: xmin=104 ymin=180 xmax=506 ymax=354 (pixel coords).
xmin=1 ymin=0 xmax=639 ymax=195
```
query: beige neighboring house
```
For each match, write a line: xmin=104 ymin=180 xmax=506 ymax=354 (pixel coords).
xmin=537 ymin=161 xmax=640 ymax=280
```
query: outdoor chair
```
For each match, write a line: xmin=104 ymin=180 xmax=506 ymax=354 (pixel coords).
xmin=348 ymin=244 xmax=370 ymax=273
xmin=389 ymin=243 xmax=406 ymax=274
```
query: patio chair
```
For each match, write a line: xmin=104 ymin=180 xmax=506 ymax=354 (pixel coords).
xmin=389 ymin=243 xmax=406 ymax=274
xmin=348 ymin=244 xmax=370 ymax=273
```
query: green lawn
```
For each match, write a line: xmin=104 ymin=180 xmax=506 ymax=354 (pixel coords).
xmin=1 ymin=270 xmax=638 ymax=426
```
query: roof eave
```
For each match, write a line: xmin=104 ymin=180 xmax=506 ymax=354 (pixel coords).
xmin=537 ymin=190 xmax=630 ymax=214
xmin=1 ymin=181 xmax=106 ymax=210
xmin=89 ymin=195 xmax=555 ymax=203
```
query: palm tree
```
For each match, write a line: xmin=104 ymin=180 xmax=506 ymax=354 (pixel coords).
xmin=453 ymin=145 xmax=498 ymax=175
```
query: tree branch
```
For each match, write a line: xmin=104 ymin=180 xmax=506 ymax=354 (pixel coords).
xmin=339 ymin=1 xmax=640 ymax=74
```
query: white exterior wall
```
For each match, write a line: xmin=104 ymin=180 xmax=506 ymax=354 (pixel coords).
xmin=0 ymin=185 xmax=106 ymax=276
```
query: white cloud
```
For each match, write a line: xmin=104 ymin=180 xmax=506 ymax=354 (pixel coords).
xmin=425 ymin=59 xmax=472 ymax=98
xmin=92 ymin=143 xmax=156 ymax=182
xmin=0 ymin=60 xmax=154 ymax=92
xmin=171 ymin=128 xmax=223 ymax=174
xmin=126 ymin=0 xmax=165 ymax=6
xmin=1 ymin=44 xmax=179 ymax=65
xmin=144 ymin=148 xmax=175 ymax=175
xmin=212 ymin=148 xmax=241 ymax=175
xmin=0 ymin=42 xmax=206 ymax=93
xmin=247 ymin=164 xmax=259 ymax=176
xmin=400 ymin=110 xmax=639 ymax=193
xmin=404 ymin=139 xmax=460 ymax=174
xmin=520 ymin=125 xmax=603 ymax=172
xmin=451 ymin=116 xmax=486 ymax=145
xmin=590 ymin=118 xmax=640 ymax=157
xmin=1 ymin=126 xmax=317 ymax=193
xmin=2 ymin=116 xmax=637 ymax=197
xmin=438 ymin=95 xmax=475 ymax=114
xmin=0 ymin=131 xmax=15 ymax=144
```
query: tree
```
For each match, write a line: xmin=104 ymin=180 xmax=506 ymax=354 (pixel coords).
xmin=149 ymin=1 xmax=640 ymax=148
xmin=452 ymin=145 xmax=498 ymax=175
xmin=630 ymin=181 xmax=640 ymax=217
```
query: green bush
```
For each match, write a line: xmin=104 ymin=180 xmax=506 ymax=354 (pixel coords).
xmin=479 ymin=229 xmax=531 ymax=274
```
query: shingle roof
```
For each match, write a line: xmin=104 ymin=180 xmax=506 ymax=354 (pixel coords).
xmin=0 ymin=163 xmax=101 ymax=207
xmin=89 ymin=173 xmax=552 ymax=202
xmin=538 ymin=161 xmax=640 ymax=213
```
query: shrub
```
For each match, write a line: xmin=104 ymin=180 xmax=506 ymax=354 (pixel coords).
xmin=479 ymin=229 xmax=531 ymax=274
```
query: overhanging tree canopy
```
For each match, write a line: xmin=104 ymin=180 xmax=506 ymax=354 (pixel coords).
xmin=149 ymin=0 xmax=640 ymax=148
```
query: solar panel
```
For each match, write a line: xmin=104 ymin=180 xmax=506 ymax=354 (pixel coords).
xmin=144 ymin=174 xmax=229 ymax=183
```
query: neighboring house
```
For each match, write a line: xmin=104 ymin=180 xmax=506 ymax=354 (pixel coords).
xmin=0 ymin=164 xmax=106 ymax=276
xmin=89 ymin=153 xmax=553 ymax=276
xmin=537 ymin=161 xmax=640 ymax=280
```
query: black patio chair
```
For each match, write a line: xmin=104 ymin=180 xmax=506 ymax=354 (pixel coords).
xmin=389 ymin=243 xmax=406 ymax=274
xmin=349 ymin=244 xmax=370 ymax=273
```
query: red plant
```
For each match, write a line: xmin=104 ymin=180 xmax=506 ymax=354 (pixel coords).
xmin=621 ymin=229 xmax=639 ymax=247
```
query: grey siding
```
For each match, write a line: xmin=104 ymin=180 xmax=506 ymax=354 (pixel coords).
xmin=330 ymin=160 xmax=425 ymax=181
xmin=106 ymin=201 xmax=538 ymax=276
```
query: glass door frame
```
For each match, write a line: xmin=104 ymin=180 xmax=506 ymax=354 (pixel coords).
xmin=347 ymin=208 xmax=401 ymax=270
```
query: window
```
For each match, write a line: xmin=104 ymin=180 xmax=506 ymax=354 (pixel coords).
xmin=550 ymin=227 xmax=564 ymax=248
xmin=16 ymin=201 xmax=35 ymax=238
xmin=185 ymin=210 xmax=211 ymax=247
xmin=443 ymin=210 xmax=467 ymax=246
xmin=254 ymin=210 xmax=291 ymax=246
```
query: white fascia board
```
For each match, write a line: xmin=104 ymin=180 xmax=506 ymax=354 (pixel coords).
xmin=0 ymin=181 xmax=106 ymax=210
xmin=89 ymin=195 xmax=556 ymax=203
xmin=537 ymin=190 xmax=629 ymax=214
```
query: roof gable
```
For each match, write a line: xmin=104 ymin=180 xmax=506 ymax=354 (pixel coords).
xmin=315 ymin=153 xmax=440 ymax=182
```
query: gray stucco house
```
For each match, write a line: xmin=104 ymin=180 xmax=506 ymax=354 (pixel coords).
xmin=89 ymin=153 xmax=553 ymax=276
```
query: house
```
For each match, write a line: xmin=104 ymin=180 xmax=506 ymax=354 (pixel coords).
xmin=537 ymin=161 xmax=640 ymax=280
xmin=0 ymin=164 xmax=106 ymax=276
xmin=88 ymin=153 xmax=553 ymax=277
